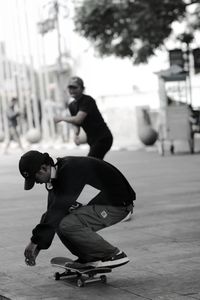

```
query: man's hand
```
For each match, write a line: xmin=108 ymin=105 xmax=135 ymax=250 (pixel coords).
xmin=54 ymin=116 xmax=64 ymax=123
xmin=24 ymin=241 xmax=40 ymax=266
xmin=73 ymin=130 xmax=87 ymax=145
xmin=74 ymin=135 xmax=81 ymax=146
xmin=68 ymin=202 xmax=83 ymax=213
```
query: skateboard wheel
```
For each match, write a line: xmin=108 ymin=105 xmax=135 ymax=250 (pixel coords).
xmin=77 ymin=278 xmax=85 ymax=287
xmin=54 ymin=272 xmax=60 ymax=280
xmin=100 ymin=275 xmax=107 ymax=283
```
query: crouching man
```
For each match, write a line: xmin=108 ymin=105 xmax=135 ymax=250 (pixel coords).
xmin=19 ymin=151 xmax=136 ymax=268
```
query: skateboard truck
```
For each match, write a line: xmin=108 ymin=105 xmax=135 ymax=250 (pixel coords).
xmin=54 ymin=269 xmax=109 ymax=287
xmin=51 ymin=257 xmax=111 ymax=287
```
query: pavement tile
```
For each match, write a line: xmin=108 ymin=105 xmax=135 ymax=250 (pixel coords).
xmin=0 ymin=149 xmax=200 ymax=299
xmin=153 ymin=294 xmax=197 ymax=299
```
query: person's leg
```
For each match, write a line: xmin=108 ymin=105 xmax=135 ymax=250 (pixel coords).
xmin=13 ymin=127 xmax=23 ymax=149
xmin=58 ymin=204 xmax=130 ymax=263
xmin=88 ymin=136 xmax=113 ymax=159
xmin=3 ymin=129 xmax=11 ymax=154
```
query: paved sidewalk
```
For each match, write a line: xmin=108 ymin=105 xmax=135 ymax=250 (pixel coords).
xmin=0 ymin=148 xmax=200 ymax=300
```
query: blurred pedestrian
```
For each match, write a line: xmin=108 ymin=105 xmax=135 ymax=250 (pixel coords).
xmin=55 ymin=76 xmax=113 ymax=159
xmin=4 ymin=97 xmax=23 ymax=153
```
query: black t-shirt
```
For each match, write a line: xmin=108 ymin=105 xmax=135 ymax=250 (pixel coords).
xmin=68 ymin=94 xmax=112 ymax=144
xmin=7 ymin=107 xmax=19 ymax=127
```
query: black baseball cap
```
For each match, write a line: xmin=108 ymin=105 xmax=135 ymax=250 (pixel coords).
xmin=19 ymin=150 xmax=48 ymax=190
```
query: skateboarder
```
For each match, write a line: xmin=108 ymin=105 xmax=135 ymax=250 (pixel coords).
xmin=54 ymin=76 xmax=113 ymax=159
xmin=19 ymin=150 xmax=136 ymax=268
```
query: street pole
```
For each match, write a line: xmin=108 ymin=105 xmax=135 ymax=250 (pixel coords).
xmin=186 ymin=43 xmax=192 ymax=106
xmin=54 ymin=1 xmax=62 ymax=71
xmin=16 ymin=0 xmax=33 ymax=130
xmin=178 ymin=32 xmax=194 ymax=106
xmin=24 ymin=0 xmax=40 ymax=130
xmin=37 ymin=0 xmax=65 ymax=103
xmin=54 ymin=0 xmax=64 ymax=103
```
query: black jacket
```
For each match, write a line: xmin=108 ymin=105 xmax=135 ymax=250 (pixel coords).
xmin=31 ymin=156 xmax=136 ymax=249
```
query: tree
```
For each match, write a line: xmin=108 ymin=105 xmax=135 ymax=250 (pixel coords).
xmin=73 ymin=0 xmax=200 ymax=64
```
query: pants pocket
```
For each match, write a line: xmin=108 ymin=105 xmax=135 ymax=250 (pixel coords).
xmin=94 ymin=205 xmax=128 ymax=227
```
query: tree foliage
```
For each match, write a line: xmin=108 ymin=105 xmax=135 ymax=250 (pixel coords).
xmin=73 ymin=0 xmax=200 ymax=64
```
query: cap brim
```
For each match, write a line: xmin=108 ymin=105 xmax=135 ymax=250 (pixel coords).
xmin=68 ymin=85 xmax=78 ymax=88
xmin=24 ymin=177 xmax=35 ymax=190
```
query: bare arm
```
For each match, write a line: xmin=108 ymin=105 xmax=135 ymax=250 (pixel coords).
xmin=73 ymin=126 xmax=87 ymax=145
xmin=74 ymin=125 xmax=80 ymax=136
xmin=73 ymin=125 xmax=80 ymax=145
xmin=55 ymin=111 xmax=87 ymax=126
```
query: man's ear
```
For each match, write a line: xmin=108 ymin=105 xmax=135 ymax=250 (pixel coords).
xmin=40 ymin=164 xmax=48 ymax=172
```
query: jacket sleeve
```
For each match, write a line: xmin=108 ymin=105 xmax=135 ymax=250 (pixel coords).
xmin=30 ymin=166 xmax=85 ymax=250
xmin=30 ymin=190 xmax=69 ymax=250
xmin=31 ymin=209 xmax=67 ymax=250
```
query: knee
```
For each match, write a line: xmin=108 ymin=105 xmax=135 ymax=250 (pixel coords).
xmin=58 ymin=216 xmax=79 ymax=236
xmin=59 ymin=218 xmax=70 ymax=236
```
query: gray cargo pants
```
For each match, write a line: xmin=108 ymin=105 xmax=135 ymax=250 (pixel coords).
xmin=57 ymin=204 xmax=133 ymax=262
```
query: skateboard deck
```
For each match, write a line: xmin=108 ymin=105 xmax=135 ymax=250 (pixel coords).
xmin=50 ymin=257 xmax=112 ymax=287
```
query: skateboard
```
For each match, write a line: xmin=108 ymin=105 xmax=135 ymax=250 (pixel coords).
xmin=50 ymin=257 xmax=112 ymax=287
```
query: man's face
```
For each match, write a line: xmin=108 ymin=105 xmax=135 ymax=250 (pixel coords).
xmin=35 ymin=164 xmax=51 ymax=184
xmin=67 ymin=85 xmax=83 ymax=100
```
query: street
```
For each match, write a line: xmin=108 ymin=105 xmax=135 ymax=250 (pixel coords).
xmin=0 ymin=147 xmax=200 ymax=300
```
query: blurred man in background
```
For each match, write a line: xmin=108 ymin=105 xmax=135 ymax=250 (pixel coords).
xmin=55 ymin=76 xmax=113 ymax=160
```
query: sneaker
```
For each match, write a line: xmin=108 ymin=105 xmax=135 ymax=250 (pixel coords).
xmin=65 ymin=261 xmax=91 ymax=269
xmin=74 ymin=257 xmax=88 ymax=264
xmin=71 ymin=257 xmax=101 ymax=269
xmin=88 ymin=251 xmax=129 ymax=268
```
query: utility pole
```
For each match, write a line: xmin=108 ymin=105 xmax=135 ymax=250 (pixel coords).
xmin=54 ymin=1 xmax=62 ymax=72
xmin=54 ymin=0 xmax=64 ymax=102
xmin=37 ymin=0 xmax=69 ymax=102
xmin=178 ymin=32 xmax=194 ymax=106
